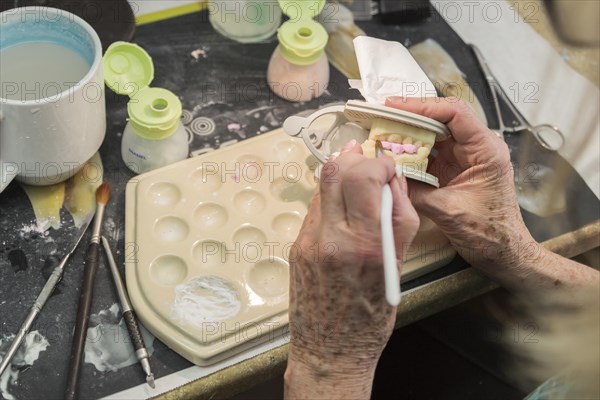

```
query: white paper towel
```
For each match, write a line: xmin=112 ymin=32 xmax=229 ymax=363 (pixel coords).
xmin=430 ymin=0 xmax=599 ymax=199
xmin=350 ymin=36 xmax=438 ymax=103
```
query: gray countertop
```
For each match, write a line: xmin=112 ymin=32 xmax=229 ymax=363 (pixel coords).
xmin=0 ymin=5 xmax=599 ymax=400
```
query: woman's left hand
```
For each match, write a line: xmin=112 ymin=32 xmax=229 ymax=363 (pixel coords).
xmin=285 ymin=141 xmax=420 ymax=399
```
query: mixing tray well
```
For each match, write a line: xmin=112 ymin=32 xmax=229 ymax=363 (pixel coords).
xmin=125 ymin=128 xmax=455 ymax=365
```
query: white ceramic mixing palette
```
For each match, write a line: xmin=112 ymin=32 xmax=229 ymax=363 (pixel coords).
xmin=125 ymin=128 xmax=455 ymax=366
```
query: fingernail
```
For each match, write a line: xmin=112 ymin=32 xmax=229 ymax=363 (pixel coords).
xmin=340 ymin=139 xmax=357 ymax=154
xmin=385 ymin=96 xmax=404 ymax=105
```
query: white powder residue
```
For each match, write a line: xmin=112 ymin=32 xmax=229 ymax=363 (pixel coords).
xmin=264 ymin=111 xmax=280 ymax=127
xmin=192 ymin=101 xmax=231 ymax=113
xmin=171 ymin=276 xmax=241 ymax=327
xmin=18 ymin=223 xmax=49 ymax=238
xmin=0 ymin=361 xmax=18 ymax=400
xmin=84 ymin=304 xmax=155 ymax=373
xmin=103 ymin=217 xmax=120 ymax=242
xmin=0 ymin=331 xmax=50 ymax=400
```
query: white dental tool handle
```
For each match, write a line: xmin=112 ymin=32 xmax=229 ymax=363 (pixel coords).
xmin=381 ymin=184 xmax=401 ymax=306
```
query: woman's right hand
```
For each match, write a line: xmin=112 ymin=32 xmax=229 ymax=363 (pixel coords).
xmin=386 ymin=96 xmax=600 ymax=295
xmin=385 ymin=97 xmax=541 ymax=275
xmin=386 ymin=96 xmax=598 ymax=301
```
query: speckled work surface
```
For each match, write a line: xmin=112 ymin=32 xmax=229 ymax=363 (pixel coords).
xmin=0 ymin=7 xmax=599 ymax=400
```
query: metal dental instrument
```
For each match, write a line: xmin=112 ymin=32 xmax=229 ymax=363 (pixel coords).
xmin=0 ymin=214 xmax=94 ymax=378
xmin=470 ymin=44 xmax=565 ymax=151
xmin=101 ymin=236 xmax=155 ymax=388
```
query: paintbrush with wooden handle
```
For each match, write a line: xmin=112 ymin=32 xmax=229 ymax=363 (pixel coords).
xmin=65 ymin=182 xmax=111 ymax=400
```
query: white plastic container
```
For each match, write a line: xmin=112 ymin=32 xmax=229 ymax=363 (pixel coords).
xmin=267 ymin=46 xmax=329 ymax=102
xmin=267 ymin=0 xmax=329 ymax=102
xmin=121 ymin=89 xmax=189 ymax=174
xmin=103 ymin=42 xmax=189 ymax=174
xmin=209 ymin=0 xmax=282 ymax=43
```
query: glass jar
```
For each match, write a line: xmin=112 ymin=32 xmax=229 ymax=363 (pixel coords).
xmin=267 ymin=19 xmax=329 ymax=102
xmin=209 ymin=0 xmax=282 ymax=43
xmin=121 ymin=88 xmax=189 ymax=174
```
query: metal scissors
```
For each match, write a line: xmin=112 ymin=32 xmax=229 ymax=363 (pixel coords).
xmin=470 ymin=44 xmax=565 ymax=151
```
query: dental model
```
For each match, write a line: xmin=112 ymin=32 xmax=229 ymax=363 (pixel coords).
xmin=283 ymin=100 xmax=449 ymax=187
xmin=361 ymin=118 xmax=436 ymax=172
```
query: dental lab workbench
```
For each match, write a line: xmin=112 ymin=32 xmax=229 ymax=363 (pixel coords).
xmin=0 ymin=4 xmax=598 ymax=400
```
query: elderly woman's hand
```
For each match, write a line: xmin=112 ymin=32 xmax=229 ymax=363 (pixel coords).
xmin=385 ymin=96 xmax=598 ymax=294
xmin=386 ymin=96 xmax=527 ymax=270
xmin=284 ymin=142 xmax=420 ymax=399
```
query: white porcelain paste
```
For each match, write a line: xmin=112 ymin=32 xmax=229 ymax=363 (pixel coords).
xmin=0 ymin=331 xmax=50 ymax=400
xmin=84 ymin=304 xmax=155 ymax=373
xmin=171 ymin=276 xmax=242 ymax=327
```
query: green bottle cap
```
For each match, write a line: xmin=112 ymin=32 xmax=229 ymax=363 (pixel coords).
xmin=277 ymin=1 xmax=328 ymax=65
xmin=127 ymin=87 xmax=182 ymax=140
xmin=103 ymin=41 xmax=154 ymax=97
xmin=278 ymin=19 xmax=328 ymax=65
xmin=279 ymin=0 xmax=325 ymax=20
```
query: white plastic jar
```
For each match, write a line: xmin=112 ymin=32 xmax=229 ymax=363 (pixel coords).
xmin=121 ymin=88 xmax=188 ymax=174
